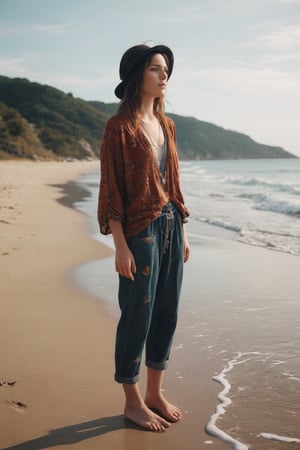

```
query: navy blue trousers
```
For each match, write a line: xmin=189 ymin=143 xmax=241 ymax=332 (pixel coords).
xmin=115 ymin=202 xmax=184 ymax=384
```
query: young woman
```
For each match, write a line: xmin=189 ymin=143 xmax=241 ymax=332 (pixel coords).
xmin=98 ymin=44 xmax=190 ymax=432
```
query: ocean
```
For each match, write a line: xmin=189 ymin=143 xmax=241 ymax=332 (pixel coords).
xmin=181 ymin=158 xmax=300 ymax=257
xmin=71 ymin=158 xmax=300 ymax=449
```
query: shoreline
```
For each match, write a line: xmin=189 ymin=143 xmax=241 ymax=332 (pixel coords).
xmin=70 ymin=168 xmax=300 ymax=449
xmin=0 ymin=160 xmax=225 ymax=450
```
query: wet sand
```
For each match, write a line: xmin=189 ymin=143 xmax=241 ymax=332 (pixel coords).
xmin=73 ymin=196 xmax=300 ymax=449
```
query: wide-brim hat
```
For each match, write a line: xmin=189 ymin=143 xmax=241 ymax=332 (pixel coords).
xmin=114 ymin=44 xmax=174 ymax=99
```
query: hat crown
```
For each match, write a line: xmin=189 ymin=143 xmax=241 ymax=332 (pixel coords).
xmin=119 ymin=44 xmax=150 ymax=80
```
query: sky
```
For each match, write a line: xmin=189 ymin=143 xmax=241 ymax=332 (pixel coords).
xmin=1 ymin=0 xmax=300 ymax=157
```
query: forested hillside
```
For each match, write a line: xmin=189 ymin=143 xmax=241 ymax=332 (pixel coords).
xmin=0 ymin=76 xmax=296 ymax=160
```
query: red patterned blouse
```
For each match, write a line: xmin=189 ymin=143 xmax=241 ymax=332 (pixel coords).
xmin=97 ymin=113 xmax=189 ymax=239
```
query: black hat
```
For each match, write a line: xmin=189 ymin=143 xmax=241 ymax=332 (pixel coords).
xmin=114 ymin=44 xmax=174 ymax=99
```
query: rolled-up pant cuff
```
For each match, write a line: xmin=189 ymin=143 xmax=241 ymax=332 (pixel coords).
xmin=146 ymin=360 xmax=169 ymax=371
xmin=114 ymin=373 xmax=139 ymax=384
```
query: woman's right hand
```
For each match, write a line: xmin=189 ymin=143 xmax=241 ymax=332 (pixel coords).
xmin=108 ymin=219 xmax=136 ymax=281
xmin=115 ymin=245 xmax=136 ymax=281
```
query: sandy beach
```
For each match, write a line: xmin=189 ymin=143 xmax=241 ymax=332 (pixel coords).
xmin=0 ymin=160 xmax=227 ymax=450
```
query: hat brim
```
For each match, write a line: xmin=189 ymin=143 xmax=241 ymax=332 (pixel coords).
xmin=114 ymin=45 xmax=174 ymax=100
xmin=114 ymin=81 xmax=126 ymax=100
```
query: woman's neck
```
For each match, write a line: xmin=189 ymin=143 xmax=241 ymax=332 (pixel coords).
xmin=140 ymin=98 xmax=156 ymax=122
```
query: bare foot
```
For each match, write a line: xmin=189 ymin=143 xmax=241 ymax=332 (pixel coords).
xmin=145 ymin=393 xmax=183 ymax=422
xmin=124 ymin=402 xmax=171 ymax=431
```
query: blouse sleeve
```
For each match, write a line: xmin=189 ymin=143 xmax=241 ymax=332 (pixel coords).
xmin=97 ymin=118 xmax=126 ymax=235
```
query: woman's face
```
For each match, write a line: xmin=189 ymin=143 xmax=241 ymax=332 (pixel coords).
xmin=141 ymin=53 xmax=169 ymax=99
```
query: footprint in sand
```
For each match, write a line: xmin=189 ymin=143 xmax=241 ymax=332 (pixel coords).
xmin=1 ymin=381 xmax=27 ymax=410
xmin=0 ymin=380 xmax=16 ymax=386
xmin=7 ymin=400 xmax=28 ymax=410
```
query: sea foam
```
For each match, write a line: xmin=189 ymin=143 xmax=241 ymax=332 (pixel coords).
xmin=206 ymin=352 xmax=271 ymax=450
xmin=258 ymin=432 xmax=300 ymax=443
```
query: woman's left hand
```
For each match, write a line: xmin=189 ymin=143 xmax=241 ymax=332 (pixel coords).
xmin=183 ymin=226 xmax=190 ymax=263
